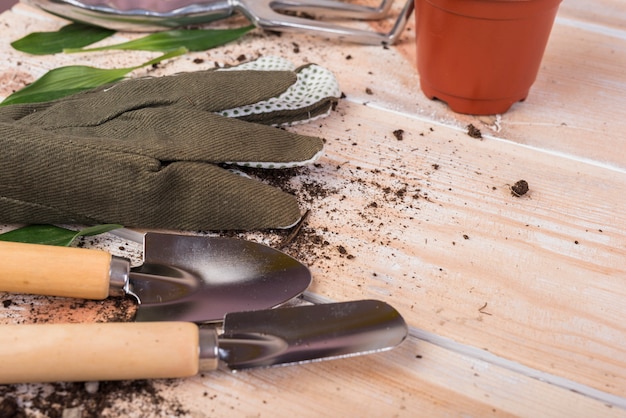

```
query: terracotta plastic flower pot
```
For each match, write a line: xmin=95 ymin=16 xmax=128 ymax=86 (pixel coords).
xmin=415 ymin=0 xmax=562 ymax=115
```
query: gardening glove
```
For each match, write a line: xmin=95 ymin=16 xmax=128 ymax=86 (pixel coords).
xmin=0 ymin=56 xmax=340 ymax=230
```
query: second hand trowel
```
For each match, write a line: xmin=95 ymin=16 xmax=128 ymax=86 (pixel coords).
xmin=0 ymin=232 xmax=311 ymax=323
xmin=0 ymin=299 xmax=409 ymax=384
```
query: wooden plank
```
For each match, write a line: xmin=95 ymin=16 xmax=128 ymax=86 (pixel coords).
xmin=492 ymin=22 xmax=626 ymax=170
xmin=289 ymin=100 xmax=626 ymax=398
xmin=559 ymin=0 xmax=626 ymax=31
xmin=2 ymin=331 xmax=622 ymax=417
xmin=167 ymin=334 xmax=624 ymax=417
xmin=379 ymin=8 xmax=626 ymax=171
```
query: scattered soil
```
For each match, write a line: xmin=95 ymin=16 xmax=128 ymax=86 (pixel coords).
xmin=0 ymin=104 xmax=434 ymax=417
xmin=232 ymin=165 xmax=333 ymax=205
xmin=220 ymin=156 xmax=431 ymax=266
xmin=0 ymin=141 xmax=436 ymax=416
xmin=0 ymin=380 xmax=187 ymax=418
xmin=206 ymin=164 xmax=336 ymax=265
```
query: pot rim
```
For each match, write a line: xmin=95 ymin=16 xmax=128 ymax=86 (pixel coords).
xmin=421 ymin=0 xmax=563 ymax=20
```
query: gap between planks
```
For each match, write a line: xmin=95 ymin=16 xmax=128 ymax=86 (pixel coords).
xmin=305 ymin=291 xmax=626 ymax=411
xmin=411 ymin=326 xmax=626 ymax=410
xmin=555 ymin=16 xmax=626 ymax=41
xmin=351 ymin=99 xmax=626 ymax=174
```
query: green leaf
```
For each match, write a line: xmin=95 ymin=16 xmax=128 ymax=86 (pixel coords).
xmin=0 ymin=47 xmax=187 ymax=106
xmin=64 ymin=26 xmax=254 ymax=53
xmin=0 ymin=224 xmax=122 ymax=246
xmin=11 ymin=23 xmax=115 ymax=55
xmin=1 ymin=66 xmax=130 ymax=106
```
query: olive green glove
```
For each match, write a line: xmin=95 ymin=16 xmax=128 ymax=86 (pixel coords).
xmin=0 ymin=56 xmax=340 ymax=230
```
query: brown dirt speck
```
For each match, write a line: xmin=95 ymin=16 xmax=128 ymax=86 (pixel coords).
xmin=511 ymin=179 xmax=529 ymax=197
xmin=0 ymin=397 xmax=25 ymax=418
xmin=466 ymin=124 xmax=483 ymax=139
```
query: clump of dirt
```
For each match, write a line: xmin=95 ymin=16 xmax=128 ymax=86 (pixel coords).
xmin=510 ymin=179 xmax=529 ymax=197
xmin=392 ymin=129 xmax=404 ymax=141
xmin=336 ymin=245 xmax=355 ymax=259
xmin=466 ymin=124 xmax=482 ymax=139
xmin=280 ymin=224 xmax=332 ymax=265
xmin=0 ymin=397 xmax=24 ymax=418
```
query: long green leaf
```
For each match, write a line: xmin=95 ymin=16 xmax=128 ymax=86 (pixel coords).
xmin=0 ymin=47 xmax=187 ymax=106
xmin=11 ymin=23 xmax=115 ymax=55
xmin=0 ymin=66 xmax=130 ymax=106
xmin=0 ymin=224 xmax=122 ymax=246
xmin=64 ymin=26 xmax=254 ymax=53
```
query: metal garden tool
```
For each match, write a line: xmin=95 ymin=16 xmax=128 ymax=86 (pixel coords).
xmin=24 ymin=0 xmax=415 ymax=44
xmin=0 ymin=232 xmax=311 ymax=323
xmin=0 ymin=299 xmax=408 ymax=383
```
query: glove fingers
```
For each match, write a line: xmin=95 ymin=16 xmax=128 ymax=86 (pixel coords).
xmin=12 ymin=70 xmax=298 ymax=129
xmin=44 ymin=108 xmax=324 ymax=167
xmin=9 ymin=57 xmax=340 ymax=130
xmin=0 ymin=126 xmax=302 ymax=230
xmin=0 ymin=196 xmax=91 ymax=225
xmin=140 ymin=162 xmax=304 ymax=230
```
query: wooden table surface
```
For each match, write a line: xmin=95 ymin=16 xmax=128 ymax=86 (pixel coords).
xmin=1 ymin=0 xmax=625 ymax=416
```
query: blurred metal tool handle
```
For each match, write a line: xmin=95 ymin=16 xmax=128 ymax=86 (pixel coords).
xmin=25 ymin=0 xmax=414 ymax=44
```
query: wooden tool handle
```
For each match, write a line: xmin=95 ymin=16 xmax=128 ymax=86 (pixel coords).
xmin=0 ymin=322 xmax=201 ymax=384
xmin=0 ymin=241 xmax=112 ymax=299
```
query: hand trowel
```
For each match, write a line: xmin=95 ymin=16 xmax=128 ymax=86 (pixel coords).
xmin=0 ymin=299 xmax=408 ymax=384
xmin=0 ymin=232 xmax=311 ymax=322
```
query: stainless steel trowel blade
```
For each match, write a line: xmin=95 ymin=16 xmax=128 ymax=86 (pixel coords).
xmin=217 ymin=299 xmax=408 ymax=369
xmin=130 ymin=233 xmax=311 ymax=323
